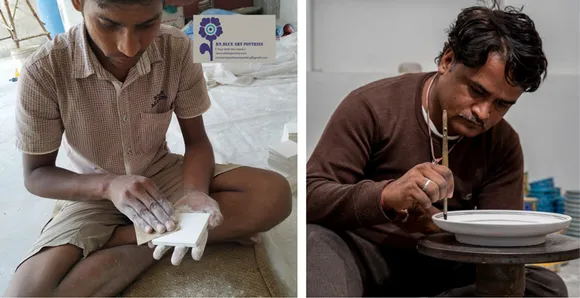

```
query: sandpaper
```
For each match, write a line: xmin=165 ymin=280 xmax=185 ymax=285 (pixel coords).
xmin=135 ymin=222 xmax=181 ymax=245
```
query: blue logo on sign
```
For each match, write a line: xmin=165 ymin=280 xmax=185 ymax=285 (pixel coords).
xmin=199 ymin=17 xmax=223 ymax=61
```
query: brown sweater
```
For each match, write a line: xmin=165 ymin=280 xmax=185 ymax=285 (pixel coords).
xmin=307 ymin=72 xmax=524 ymax=246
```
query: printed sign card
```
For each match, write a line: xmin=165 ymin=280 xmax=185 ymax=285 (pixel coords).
xmin=193 ymin=15 xmax=276 ymax=63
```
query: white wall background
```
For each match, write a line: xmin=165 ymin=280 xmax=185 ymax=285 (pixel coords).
xmin=280 ymin=0 xmax=297 ymax=25
xmin=307 ymin=0 xmax=580 ymax=191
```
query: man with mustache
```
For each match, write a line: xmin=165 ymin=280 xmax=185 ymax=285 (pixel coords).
xmin=307 ymin=2 xmax=567 ymax=297
xmin=6 ymin=0 xmax=292 ymax=296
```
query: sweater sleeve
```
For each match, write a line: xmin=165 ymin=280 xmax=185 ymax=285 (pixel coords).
xmin=476 ymin=126 xmax=524 ymax=210
xmin=307 ymin=91 xmax=392 ymax=230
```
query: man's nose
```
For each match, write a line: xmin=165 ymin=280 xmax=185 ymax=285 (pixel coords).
xmin=472 ymin=101 xmax=492 ymax=122
xmin=118 ymin=29 xmax=140 ymax=58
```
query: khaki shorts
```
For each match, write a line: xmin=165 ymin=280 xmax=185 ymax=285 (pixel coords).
xmin=18 ymin=159 xmax=240 ymax=270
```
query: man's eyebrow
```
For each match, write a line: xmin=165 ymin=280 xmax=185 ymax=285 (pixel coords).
xmin=98 ymin=13 xmax=161 ymax=26
xmin=468 ymin=79 xmax=491 ymax=95
xmin=98 ymin=15 xmax=121 ymax=25
xmin=138 ymin=13 xmax=162 ymax=25
xmin=469 ymin=79 xmax=517 ymax=104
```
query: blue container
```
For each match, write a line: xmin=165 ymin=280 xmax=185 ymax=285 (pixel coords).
xmin=536 ymin=204 xmax=554 ymax=212
xmin=37 ymin=0 xmax=65 ymax=38
xmin=530 ymin=178 xmax=554 ymax=189
xmin=528 ymin=179 xmax=561 ymax=214
xmin=528 ymin=191 xmax=553 ymax=197
xmin=529 ymin=187 xmax=555 ymax=193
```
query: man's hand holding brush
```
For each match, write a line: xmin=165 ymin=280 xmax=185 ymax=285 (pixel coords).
xmin=379 ymin=109 xmax=454 ymax=232
xmin=380 ymin=162 xmax=454 ymax=214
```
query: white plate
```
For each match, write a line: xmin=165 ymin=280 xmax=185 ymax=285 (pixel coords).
xmin=432 ymin=210 xmax=571 ymax=247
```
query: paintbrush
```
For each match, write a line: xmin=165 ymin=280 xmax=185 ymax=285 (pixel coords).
xmin=442 ymin=110 xmax=449 ymax=220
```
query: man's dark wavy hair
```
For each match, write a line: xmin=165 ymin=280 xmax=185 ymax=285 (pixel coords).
xmin=435 ymin=0 xmax=547 ymax=92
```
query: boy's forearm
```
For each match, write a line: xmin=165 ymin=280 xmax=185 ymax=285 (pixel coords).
xmin=25 ymin=166 xmax=116 ymax=202
xmin=182 ymin=139 xmax=215 ymax=195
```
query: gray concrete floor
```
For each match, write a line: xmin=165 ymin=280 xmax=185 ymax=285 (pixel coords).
xmin=0 ymin=57 xmax=59 ymax=293
xmin=558 ymin=259 xmax=580 ymax=297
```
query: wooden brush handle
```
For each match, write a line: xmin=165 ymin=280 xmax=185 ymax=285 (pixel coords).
xmin=442 ymin=110 xmax=449 ymax=218
xmin=442 ymin=110 xmax=448 ymax=167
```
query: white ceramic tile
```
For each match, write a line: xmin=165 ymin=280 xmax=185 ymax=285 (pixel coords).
xmin=268 ymin=141 xmax=297 ymax=159
xmin=152 ymin=213 xmax=210 ymax=247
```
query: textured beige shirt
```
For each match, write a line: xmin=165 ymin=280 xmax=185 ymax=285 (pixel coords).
xmin=15 ymin=24 xmax=210 ymax=178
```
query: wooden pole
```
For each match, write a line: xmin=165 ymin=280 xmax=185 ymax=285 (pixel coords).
xmin=442 ymin=110 xmax=448 ymax=220
xmin=24 ymin=0 xmax=51 ymax=40
xmin=3 ymin=0 xmax=18 ymax=48
xmin=10 ymin=0 xmax=18 ymax=20
xmin=0 ymin=8 xmax=13 ymax=35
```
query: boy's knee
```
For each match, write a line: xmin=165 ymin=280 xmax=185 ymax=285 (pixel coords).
xmin=256 ymin=171 xmax=293 ymax=228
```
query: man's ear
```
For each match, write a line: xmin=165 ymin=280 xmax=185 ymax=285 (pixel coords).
xmin=72 ymin=0 xmax=82 ymax=12
xmin=437 ymin=49 xmax=455 ymax=75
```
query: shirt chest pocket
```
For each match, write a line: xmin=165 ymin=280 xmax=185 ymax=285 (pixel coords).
xmin=138 ymin=109 xmax=173 ymax=154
